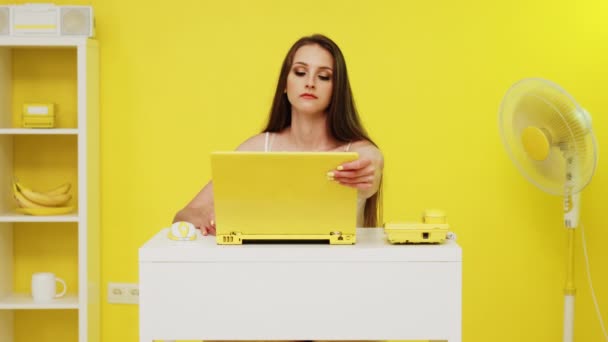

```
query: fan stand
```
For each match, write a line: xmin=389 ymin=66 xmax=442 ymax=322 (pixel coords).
xmin=563 ymin=208 xmax=577 ymax=342
xmin=563 ymin=151 xmax=580 ymax=342
xmin=563 ymin=194 xmax=578 ymax=342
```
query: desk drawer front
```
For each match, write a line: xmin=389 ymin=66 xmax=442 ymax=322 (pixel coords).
xmin=140 ymin=261 xmax=461 ymax=341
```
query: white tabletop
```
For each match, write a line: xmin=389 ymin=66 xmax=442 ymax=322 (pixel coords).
xmin=139 ymin=227 xmax=461 ymax=263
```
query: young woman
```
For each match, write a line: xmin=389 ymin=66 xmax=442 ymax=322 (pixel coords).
xmin=174 ymin=34 xmax=383 ymax=234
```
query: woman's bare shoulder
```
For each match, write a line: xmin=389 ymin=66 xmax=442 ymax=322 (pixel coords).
xmin=350 ymin=140 xmax=383 ymax=160
xmin=236 ymin=133 xmax=267 ymax=151
xmin=350 ymin=140 xmax=384 ymax=166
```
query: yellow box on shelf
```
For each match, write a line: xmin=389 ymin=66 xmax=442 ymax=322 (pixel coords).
xmin=384 ymin=209 xmax=450 ymax=244
xmin=22 ymin=103 xmax=55 ymax=128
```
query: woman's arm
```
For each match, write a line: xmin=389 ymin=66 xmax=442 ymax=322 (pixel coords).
xmin=332 ymin=141 xmax=384 ymax=199
xmin=173 ymin=181 xmax=216 ymax=235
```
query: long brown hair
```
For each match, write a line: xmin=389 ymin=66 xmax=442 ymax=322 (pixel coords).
xmin=263 ymin=34 xmax=382 ymax=227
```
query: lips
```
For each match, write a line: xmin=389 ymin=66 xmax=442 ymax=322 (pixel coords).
xmin=300 ymin=93 xmax=318 ymax=99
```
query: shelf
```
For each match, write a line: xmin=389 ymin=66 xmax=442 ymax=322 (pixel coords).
xmin=0 ymin=212 xmax=79 ymax=223
xmin=0 ymin=128 xmax=78 ymax=135
xmin=0 ymin=37 xmax=89 ymax=48
xmin=0 ymin=293 xmax=78 ymax=310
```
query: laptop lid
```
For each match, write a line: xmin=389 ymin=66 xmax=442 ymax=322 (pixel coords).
xmin=211 ymin=151 xmax=358 ymax=238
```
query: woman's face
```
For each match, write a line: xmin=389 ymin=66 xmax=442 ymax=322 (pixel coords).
xmin=285 ymin=44 xmax=334 ymax=116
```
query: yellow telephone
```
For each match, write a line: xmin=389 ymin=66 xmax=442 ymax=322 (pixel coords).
xmin=384 ymin=209 xmax=450 ymax=244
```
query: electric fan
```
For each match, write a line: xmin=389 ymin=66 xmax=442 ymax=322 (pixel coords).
xmin=498 ymin=77 xmax=598 ymax=342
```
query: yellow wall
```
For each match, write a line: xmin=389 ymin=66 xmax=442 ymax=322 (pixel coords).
xmin=7 ymin=0 xmax=608 ymax=341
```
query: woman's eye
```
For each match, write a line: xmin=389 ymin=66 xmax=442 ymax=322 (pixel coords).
xmin=319 ymin=75 xmax=331 ymax=81
xmin=294 ymin=70 xmax=306 ymax=77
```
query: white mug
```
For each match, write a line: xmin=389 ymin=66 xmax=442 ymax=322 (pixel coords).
xmin=31 ymin=272 xmax=67 ymax=302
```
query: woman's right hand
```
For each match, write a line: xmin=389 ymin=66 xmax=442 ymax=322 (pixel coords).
xmin=173 ymin=206 xmax=216 ymax=236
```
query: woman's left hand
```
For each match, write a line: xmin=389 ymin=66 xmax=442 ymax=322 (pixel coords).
xmin=330 ymin=158 xmax=375 ymax=190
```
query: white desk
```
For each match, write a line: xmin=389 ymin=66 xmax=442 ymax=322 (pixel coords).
xmin=139 ymin=228 xmax=462 ymax=342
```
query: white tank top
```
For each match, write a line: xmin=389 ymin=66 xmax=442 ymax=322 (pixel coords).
xmin=264 ymin=132 xmax=365 ymax=227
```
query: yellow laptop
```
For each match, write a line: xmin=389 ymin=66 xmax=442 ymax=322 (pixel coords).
xmin=211 ymin=151 xmax=358 ymax=245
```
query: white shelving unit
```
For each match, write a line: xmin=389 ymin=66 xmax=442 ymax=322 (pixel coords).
xmin=0 ymin=37 xmax=99 ymax=342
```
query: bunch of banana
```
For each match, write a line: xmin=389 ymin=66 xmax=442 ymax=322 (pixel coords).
xmin=13 ymin=181 xmax=72 ymax=208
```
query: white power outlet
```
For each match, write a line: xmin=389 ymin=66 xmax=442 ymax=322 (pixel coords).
xmin=107 ymin=282 xmax=139 ymax=304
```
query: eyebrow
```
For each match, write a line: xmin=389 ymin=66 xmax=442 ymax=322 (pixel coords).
xmin=293 ymin=62 xmax=333 ymax=71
